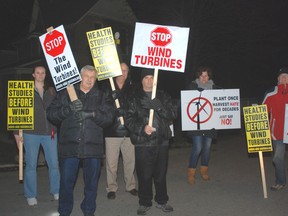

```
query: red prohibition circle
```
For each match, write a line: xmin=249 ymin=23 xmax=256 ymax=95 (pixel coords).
xmin=186 ymin=97 xmax=213 ymax=123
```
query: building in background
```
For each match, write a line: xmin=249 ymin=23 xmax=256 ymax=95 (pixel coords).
xmin=0 ymin=0 xmax=137 ymax=136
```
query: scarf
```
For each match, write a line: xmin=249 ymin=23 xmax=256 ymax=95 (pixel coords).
xmin=195 ymin=79 xmax=214 ymax=90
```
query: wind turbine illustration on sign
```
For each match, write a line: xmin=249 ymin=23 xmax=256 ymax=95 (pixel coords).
xmin=193 ymin=89 xmax=208 ymax=129
xmin=186 ymin=88 xmax=213 ymax=130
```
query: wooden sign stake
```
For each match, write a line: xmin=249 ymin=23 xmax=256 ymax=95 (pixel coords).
xmin=258 ymin=151 xmax=268 ymax=198
xmin=109 ymin=77 xmax=124 ymax=125
xmin=148 ymin=68 xmax=159 ymax=127
xmin=18 ymin=129 xmax=23 ymax=181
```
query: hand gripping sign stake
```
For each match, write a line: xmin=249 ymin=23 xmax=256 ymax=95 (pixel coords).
xmin=109 ymin=78 xmax=124 ymax=125
xmin=86 ymin=27 xmax=123 ymax=125
xmin=148 ymin=68 xmax=159 ymax=127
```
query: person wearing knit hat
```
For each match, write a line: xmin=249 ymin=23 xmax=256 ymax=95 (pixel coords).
xmin=277 ymin=67 xmax=288 ymax=85
xmin=262 ymin=67 xmax=288 ymax=191
xmin=125 ymin=67 xmax=177 ymax=215
xmin=140 ymin=68 xmax=154 ymax=81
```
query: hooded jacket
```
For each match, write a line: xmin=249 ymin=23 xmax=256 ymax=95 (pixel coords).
xmin=263 ymin=84 xmax=288 ymax=141
xmin=47 ymin=84 xmax=115 ymax=158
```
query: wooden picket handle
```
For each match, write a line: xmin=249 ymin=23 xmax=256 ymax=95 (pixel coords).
xmin=148 ymin=68 xmax=159 ymax=127
xmin=109 ymin=77 xmax=124 ymax=125
xmin=18 ymin=130 xmax=23 ymax=181
xmin=258 ymin=151 xmax=268 ymax=198
xmin=66 ymin=84 xmax=78 ymax=101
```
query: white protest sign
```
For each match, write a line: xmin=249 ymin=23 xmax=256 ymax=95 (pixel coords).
xmin=131 ymin=22 xmax=190 ymax=72
xmin=181 ymin=89 xmax=241 ymax=130
xmin=39 ymin=25 xmax=81 ymax=91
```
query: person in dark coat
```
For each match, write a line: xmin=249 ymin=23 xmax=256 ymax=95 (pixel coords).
xmin=104 ymin=62 xmax=137 ymax=200
xmin=186 ymin=66 xmax=219 ymax=185
xmin=47 ymin=65 xmax=115 ymax=216
xmin=125 ymin=68 xmax=177 ymax=215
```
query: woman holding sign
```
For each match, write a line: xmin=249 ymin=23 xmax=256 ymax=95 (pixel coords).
xmin=14 ymin=65 xmax=60 ymax=206
xmin=186 ymin=66 xmax=220 ymax=185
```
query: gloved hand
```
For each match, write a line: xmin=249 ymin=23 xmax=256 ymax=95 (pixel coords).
xmin=61 ymin=106 xmax=72 ymax=117
xmin=150 ymin=98 xmax=163 ymax=111
xmin=116 ymin=108 xmax=125 ymax=117
xmin=69 ymin=99 xmax=83 ymax=112
xmin=141 ymin=97 xmax=163 ymax=112
xmin=74 ymin=111 xmax=94 ymax=122
xmin=112 ymin=90 xmax=121 ymax=100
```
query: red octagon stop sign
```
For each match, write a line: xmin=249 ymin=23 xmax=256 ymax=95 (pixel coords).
xmin=150 ymin=27 xmax=172 ymax=47
xmin=43 ymin=30 xmax=66 ymax=57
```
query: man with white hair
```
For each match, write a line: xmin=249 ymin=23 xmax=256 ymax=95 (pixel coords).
xmin=47 ymin=65 xmax=115 ymax=216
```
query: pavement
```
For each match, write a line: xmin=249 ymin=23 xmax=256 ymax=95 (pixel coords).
xmin=0 ymin=129 xmax=288 ymax=216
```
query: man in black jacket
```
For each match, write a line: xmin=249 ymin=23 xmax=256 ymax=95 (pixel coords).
xmin=104 ymin=62 xmax=137 ymax=199
xmin=125 ymin=68 xmax=177 ymax=215
xmin=47 ymin=65 xmax=115 ymax=216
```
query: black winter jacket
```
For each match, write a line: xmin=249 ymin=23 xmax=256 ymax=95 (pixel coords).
xmin=47 ymin=84 xmax=115 ymax=158
xmin=104 ymin=79 xmax=135 ymax=137
xmin=125 ymin=88 xmax=177 ymax=146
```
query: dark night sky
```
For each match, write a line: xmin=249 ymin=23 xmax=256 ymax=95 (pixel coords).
xmin=1 ymin=0 xmax=288 ymax=99
xmin=127 ymin=0 xmax=288 ymax=99
xmin=0 ymin=0 xmax=34 ymax=49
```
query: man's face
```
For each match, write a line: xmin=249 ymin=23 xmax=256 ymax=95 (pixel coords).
xmin=116 ymin=63 xmax=129 ymax=82
xmin=199 ymin=71 xmax=209 ymax=84
xmin=142 ymin=75 xmax=154 ymax=92
xmin=278 ymin=73 xmax=288 ymax=85
xmin=32 ymin=66 xmax=46 ymax=82
xmin=80 ymin=69 xmax=97 ymax=92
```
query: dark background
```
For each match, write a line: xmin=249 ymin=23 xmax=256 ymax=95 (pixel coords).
xmin=1 ymin=0 xmax=288 ymax=100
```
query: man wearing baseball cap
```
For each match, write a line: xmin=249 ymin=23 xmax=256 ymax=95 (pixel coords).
xmin=262 ymin=67 xmax=288 ymax=191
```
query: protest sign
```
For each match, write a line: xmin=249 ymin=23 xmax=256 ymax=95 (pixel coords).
xmin=131 ymin=22 xmax=189 ymax=72
xmin=39 ymin=25 xmax=81 ymax=91
xmin=86 ymin=27 xmax=122 ymax=81
xmin=181 ymin=89 xmax=241 ymax=131
xmin=7 ymin=81 xmax=34 ymax=130
xmin=243 ymin=105 xmax=273 ymax=153
xmin=86 ymin=27 xmax=123 ymax=123
xmin=7 ymin=80 xmax=34 ymax=180
xmin=131 ymin=22 xmax=189 ymax=125
xmin=243 ymin=104 xmax=273 ymax=199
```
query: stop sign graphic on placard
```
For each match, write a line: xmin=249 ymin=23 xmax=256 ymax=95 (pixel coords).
xmin=150 ymin=27 xmax=172 ymax=47
xmin=43 ymin=30 xmax=66 ymax=57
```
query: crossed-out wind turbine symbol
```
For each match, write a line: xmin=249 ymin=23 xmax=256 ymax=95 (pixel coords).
xmin=187 ymin=89 xmax=213 ymax=130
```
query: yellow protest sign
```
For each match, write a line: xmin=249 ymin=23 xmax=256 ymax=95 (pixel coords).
xmin=7 ymin=81 xmax=34 ymax=130
xmin=243 ymin=105 xmax=272 ymax=153
xmin=86 ymin=27 xmax=122 ymax=81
